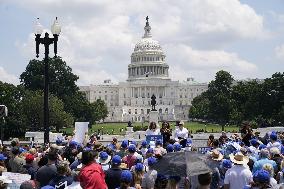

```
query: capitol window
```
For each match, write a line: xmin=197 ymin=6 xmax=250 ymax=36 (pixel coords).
xmin=128 ymin=109 xmax=131 ymax=114
xmin=147 ymin=57 xmax=149 ymax=61
xmin=135 ymin=109 xmax=137 ymax=114
xmin=124 ymin=101 xmax=126 ymax=105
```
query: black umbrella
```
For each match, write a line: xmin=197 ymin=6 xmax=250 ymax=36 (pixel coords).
xmin=151 ymin=151 xmax=212 ymax=177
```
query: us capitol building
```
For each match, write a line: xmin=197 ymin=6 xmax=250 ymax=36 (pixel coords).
xmin=80 ymin=18 xmax=208 ymax=122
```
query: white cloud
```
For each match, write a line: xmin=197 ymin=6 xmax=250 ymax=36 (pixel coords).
xmin=275 ymin=44 xmax=284 ymax=60
xmin=167 ymin=44 xmax=258 ymax=82
xmin=0 ymin=67 xmax=19 ymax=85
xmin=11 ymin=0 xmax=265 ymax=84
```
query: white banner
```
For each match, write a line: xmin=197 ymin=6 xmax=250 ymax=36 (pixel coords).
xmin=73 ymin=122 xmax=89 ymax=144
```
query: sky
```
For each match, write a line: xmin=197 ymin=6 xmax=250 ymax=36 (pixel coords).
xmin=0 ymin=0 xmax=284 ymax=85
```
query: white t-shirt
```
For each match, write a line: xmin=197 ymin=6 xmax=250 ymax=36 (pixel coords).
xmin=224 ymin=165 xmax=253 ymax=189
xmin=145 ymin=129 xmax=160 ymax=136
xmin=174 ymin=127 xmax=188 ymax=141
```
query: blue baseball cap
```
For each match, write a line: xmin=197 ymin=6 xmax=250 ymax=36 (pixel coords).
xmin=186 ymin=138 xmax=192 ymax=146
xmin=121 ymin=170 xmax=133 ymax=183
xmin=222 ymin=159 xmax=232 ymax=169
xmin=128 ymin=145 xmax=136 ymax=153
xmin=0 ymin=154 xmax=7 ymax=161
xmin=141 ymin=140 xmax=147 ymax=147
xmin=56 ymin=138 xmax=62 ymax=145
xmin=112 ymin=155 xmax=121 ymax=165
xmin=156 ymin=139 xmax=163 ymax=146
xmin=69 ymin=140 xmax=78 ymax=146
xmin=19 ymin=147 xmax=27 ymax=153
xmin=259 ymin=144 xmax=266 ymax=150
xmin=174 ymin=143 xmax=182 ymax=151
xmin=121 ymin=140 xmax=128 ymax=148
xmin=250 ymin=139 xmax=259 ymax=146
xmin=99 ymin=152 xmax=109 ymax=160
xmin=147 ymin=157 xmax=157 ymax=166
xmin=131 ymin=141 xmax=137 ymax=146
xmin=147 ymin=148 xmax=154 ymax=154
xmin=135 ymin=163 xmax=144 ymax=172
xmin=166 ymin=144 xmax=174 ymax=153
xmin=253 ymin=170 xmax=270 ymax=183
xmin=270 ymin=132 xmax=277 ymax=141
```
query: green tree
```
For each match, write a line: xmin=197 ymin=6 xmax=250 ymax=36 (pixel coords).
xmin=207 ymin=70 xmax=234 ymax=126
xmin=20 ymin=90 xmax=74 ymax=132
xmin=0 ymin=82 xmax=25 ymax=139
xmin=91 ymin=99 xmax=108 ymax=122
xmin=20 ymin=57 xmax=79 ymax=97
xmin=20 ymin=57 xmax=93 ymax=122
xmin=189 ymin=92 xmax=210 ymax=120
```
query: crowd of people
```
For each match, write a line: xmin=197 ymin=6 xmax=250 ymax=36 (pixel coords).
xmin=0 ymin=121 xmax=282 ymax=189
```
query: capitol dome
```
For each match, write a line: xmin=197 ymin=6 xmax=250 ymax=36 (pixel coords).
xmin=128 ymin=17 xmax=169 ymax=81
xmin=134 ymin=38 xmax=162 ymax=52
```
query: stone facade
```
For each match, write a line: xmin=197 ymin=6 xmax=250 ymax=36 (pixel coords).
xmin=80 ymin=18 xmax=208 ymax=122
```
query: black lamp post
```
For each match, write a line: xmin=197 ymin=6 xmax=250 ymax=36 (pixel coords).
xmin=34 ymin=17 xmax=61 ymax=144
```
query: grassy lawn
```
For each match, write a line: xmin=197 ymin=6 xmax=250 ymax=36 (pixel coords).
xmin=61 ymin=122 xmax=239 ymax=135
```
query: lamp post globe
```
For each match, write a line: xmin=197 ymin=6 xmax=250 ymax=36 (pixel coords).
xmin=51 ymin=17 xmax=61 ymax=35
xmin=34 ymin=18 xmax=43 ymax=35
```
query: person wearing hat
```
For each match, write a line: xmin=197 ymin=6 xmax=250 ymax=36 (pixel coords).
xmin=98 ymin=151 xmax=111 ymax=171
xmin=218 ymin=159 xmax=232 ymax=189
xmin=138 ymin=141 xmax=148 ymax=158
xmin=142 ymin=157 xmax=157 ymax=189
xmin=122 ymin=145 xmax=137 ymax=169
xmin=173 ymin=143 xmax=182 ymax=152
xmin=9 ymin=146 xmax=26 ymax=174
xmin=116 ymin=140 xmax=129 ymax=158
xmin=267 ymin=132 xmax=281 ymax=151
xmin=79 ymin=150 xmax=107 ymax=189
xmin=244 ymin=170 xmax=271 ymax=189
xmin=105 ymin=155 xmax=123 ymax=189
xmin=270 ymin=147 xmax=283 ymax=173
xmin=174 ymin=121 xmax=188 ymax=148
xmin=133 ymin=163 xmax=144 ymax=189
xmin=208 ymin=149 xmax=223 ymax=189
xmin=252 ymin=149 xmax=277 ymax=174
xmin=224 ymin=152 xmax=252 ymax=189
xmin=166 ymin=144 xmax=174 ymax=153
xmin=118 ymin=170 xmax=135 ymax=189
xmin=23 ymin=153 xmax=36 ymax=180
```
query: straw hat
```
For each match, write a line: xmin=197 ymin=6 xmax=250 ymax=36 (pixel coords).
xmin=209 ymin=149 xmax=223 ymax=161
xmin=229 ymin=152 xmax=249 ymax=165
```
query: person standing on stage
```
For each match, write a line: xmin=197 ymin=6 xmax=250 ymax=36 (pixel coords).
xmin=174 ymin=121 xmax=188 ymax=148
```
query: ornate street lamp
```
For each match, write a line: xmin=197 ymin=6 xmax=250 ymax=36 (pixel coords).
xmin=34 ymin=17 xmax=61 ymax=144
